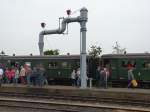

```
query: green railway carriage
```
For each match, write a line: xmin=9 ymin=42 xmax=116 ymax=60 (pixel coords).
xmin=2 ymin=53 xmax=150 ymax=88
xmin=101 ymin=53 xmax=150 ymax=88
xmin=0 ymin=55 xmax=94 ymax=85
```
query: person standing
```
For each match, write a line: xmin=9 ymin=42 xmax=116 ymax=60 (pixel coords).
xmin=25 ymin=66 xmax=32 ymax=86
xmin=0 ymin=67 xmax=4 ymax=86
xmin=76 ymin=68 xmax=81 ymax=87
xmin=96 ymin=66 xmax=101 ymax=87
xmin=14 ymin=67 xmax=19 ymax=85
xmin=127 ymin=67 xmax=135 ymax=88
xmin=19 ymin=66 xmax=26 ymax=84
xmin=35 ymin=64 xmax=45 ymax=87
xmin=10 ymin=67 xmax=15 ymax=83
xmin=39 ymin=65 xmax=47 ymax=86
xmin=104 ymin=67 xmax=109 ymax=88
xmin=100 ymin=68 xmax=105 ymax=88
xmin=5 ymin=68 xmax=10 ymax=84
xmin=100 ymin=67 xmax=109 ymax=88
xmin=30 ymin=67 xmax=37 ymax=86
xmin=71 ymin=69 xmax=76 ymax=86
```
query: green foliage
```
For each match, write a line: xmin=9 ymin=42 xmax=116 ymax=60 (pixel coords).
xmin=44 ymin=49 xmax=59 ymax=55
xmin=88 ymin=45 xmax=102 ymax=58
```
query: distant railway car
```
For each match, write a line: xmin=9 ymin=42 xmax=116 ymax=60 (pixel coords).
xmin=101 ymin=53 xmax=150 ymax=88
xmin=0 ymin=55 xmax=95 ymax=85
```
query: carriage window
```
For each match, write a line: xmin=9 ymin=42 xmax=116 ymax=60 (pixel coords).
xmin=122 ymin=61 xmax=136 ymax=68
xmin=61 ymin=62 xmax=71 ymax=68
xmin=10 ymin=62 xmax=15 ymax=67
xmin=103 ymin=59 xmax=110 ymax=66
xmin=7 ymin=60 xmax=11 ymax=63
xmin=62 ymin=62 xmax=67 ymax=68
xmin=110 ymin=63 xmax=116 ymax=69
xmin=76 ymin=61 xmax=80 ymax=67
xmin=122 ymin=61 xmax=126 ymax=67
xmin=48 ymin=62 xmax=58 ymax=68
xmin=127 ymin=61 xmax=136 ymax=67
xmin=143 ymin=62 xmax=150 ymax=69
xmin=15 ymin=62 xmax=19 ymax=67
xmin=25 ymin=62 xmax=31 ymax=67
xmin=132 ymin=61 xmax=136 ymax=67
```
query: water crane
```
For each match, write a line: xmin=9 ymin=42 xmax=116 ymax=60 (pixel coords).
xmin=38 ymin=7 xmax=88 ymax=89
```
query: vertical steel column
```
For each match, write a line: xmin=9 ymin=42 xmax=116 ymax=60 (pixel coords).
xmin=80 ymin=8 xmax=88 ymax=89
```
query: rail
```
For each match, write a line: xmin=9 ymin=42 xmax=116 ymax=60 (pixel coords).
xmin=0 ymin=91 xmax=149 ymax=112
xmin=0 ymin=96 xmax=149 ymax=112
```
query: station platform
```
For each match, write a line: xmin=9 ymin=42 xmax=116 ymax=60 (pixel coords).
xmin=1 ymin=84 xmax=150 ymax=93
xmin=0 ymin=84 xmax=150 ymax=112
xmin=0 ymin=84 xmax=149 ymax=102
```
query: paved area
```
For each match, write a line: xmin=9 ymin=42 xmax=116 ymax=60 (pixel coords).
xmin=1 ymin=84 xmax=150 ymax=94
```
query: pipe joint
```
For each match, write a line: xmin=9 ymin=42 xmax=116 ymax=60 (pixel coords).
xmin=80 ymin=7 xmax=88 ymax=22
xmin=78 ymin=16 xmax=87 ymax=22
xmin=39 ymin=31 xmax=45 ymax=35
xmin=80 ymin=27 xmax=87 ymax=32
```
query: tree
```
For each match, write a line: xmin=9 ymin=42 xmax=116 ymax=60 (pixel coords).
xmin=88 ymin=45 xmax=102 ymax=78
xmin=88 ymin=45 xmax=102 ymax=58
xmin=44 ymin=49 xmax=59 ymax=55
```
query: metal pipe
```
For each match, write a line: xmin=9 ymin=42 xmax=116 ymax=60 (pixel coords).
xmin=38 ymin=17 xmax=80 ymax=55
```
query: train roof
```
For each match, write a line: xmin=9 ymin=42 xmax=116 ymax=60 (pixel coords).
xmin=0 ymin=55 xmax=91 ymax=60
xmin=101 ymin=53 xmax=150 ymax=59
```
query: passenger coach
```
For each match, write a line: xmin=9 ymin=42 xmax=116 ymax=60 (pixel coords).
xmin=101 ymin=53 xmax=150 ymax=88
xmin=0 ymin=55 xmax=95 ymax=85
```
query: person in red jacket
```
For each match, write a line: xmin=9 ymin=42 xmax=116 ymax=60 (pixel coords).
xmin=5 ymin=68 xmax=11 ymax=83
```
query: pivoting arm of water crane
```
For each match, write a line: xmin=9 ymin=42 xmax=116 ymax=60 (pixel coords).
xmin=38 ymin=7 xmax=88 ymax=56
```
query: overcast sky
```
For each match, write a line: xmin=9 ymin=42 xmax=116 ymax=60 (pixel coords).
xmin=0 ymin=0 xmax=150 ymax=55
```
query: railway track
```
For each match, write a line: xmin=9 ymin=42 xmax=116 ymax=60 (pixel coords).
xmin=0 ymin=97 xmax=149 ymax=112
xmin=0 ymin=92 xmax=149 ymax=112
xmin=0 ymin=92 xmax=149 ymax=107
